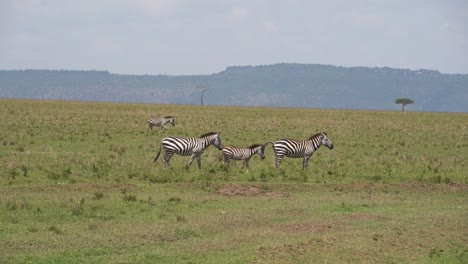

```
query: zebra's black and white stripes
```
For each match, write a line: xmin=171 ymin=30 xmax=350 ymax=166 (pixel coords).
xmin=147 ymin=116 xmax=175 ymax=131
xmin=272 ymin=132 xmax=333 ymax=171
xmin=222 ymin=143 xmax=267 ymax=169
xmin=154 ymin=132 xmax=223 ymax=170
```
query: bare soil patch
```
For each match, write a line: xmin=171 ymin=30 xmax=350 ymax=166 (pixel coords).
xmin=216 ymin=184 xmax=289 ymax=197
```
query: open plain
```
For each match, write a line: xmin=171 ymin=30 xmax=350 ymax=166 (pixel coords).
xmin=1 ymin=99 xmax=467 ymax=263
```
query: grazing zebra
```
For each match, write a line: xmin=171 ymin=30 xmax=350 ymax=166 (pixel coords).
xmin=153 ymin=132 xmax=223 ymax=170
xmin=147 ymin=116 xmax=175 ymax=131
xmin=222 ymin=143 xmax=267 ymax=169
xmin=272 ymin=132 xmax=334 ymax=171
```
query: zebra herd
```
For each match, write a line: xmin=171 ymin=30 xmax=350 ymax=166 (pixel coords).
xmin=149 ymin=116 xmax=334 ymax=171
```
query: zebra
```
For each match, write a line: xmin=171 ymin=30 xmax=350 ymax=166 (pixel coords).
xmin=153 ymin=132 xmax=223 ymax=170
xmin=147 ymin=116 xmax=175 ymax=131
xmin=272 ymin=132 xmax=334 ymax=171
xmin=222 ymin=143 xmax=267 ymax=169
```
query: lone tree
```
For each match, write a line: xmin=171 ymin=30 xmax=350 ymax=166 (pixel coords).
xmin=395 ymin=98 xmax=414 ymax=112
xmin=200 ymin=85 xmax=208 ymax=106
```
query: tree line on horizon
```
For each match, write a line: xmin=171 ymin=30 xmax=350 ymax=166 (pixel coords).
xmin=0 ymin=64 xmax=467 ymax=112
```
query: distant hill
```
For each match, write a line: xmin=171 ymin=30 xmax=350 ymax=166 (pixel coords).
xmin=1 ymin=63 xmax=467 ymax=112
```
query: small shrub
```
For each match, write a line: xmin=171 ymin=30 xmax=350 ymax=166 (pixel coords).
xmin=27 ymin=226 xmax=39 ymax=233
xmin=429 ymin=248 xmax=445 ymax=258
xmin=176 ymin=228 xmax=199 ymax=239
xmin=93 ymin=192 xmax=105 ymax=200
xmin=4 ymin=199 xmax=17 ymax=211
xmin=149 ymin=174 xmax=170 ymax=183
xmin=9 ymin=169 xmax=18 ymax=179
xmin=168 ymin=197 xmax=182 ymax=204
xmin=62 ymin=167 xmax=72 ymax=178
xmin=48 ymin=225 xmax=62 ymax=235
xmin=260 ymin=171 xmax=268 ymax=182
xmin=431 ymin=175 xmax=442 ymax=184
xmin=443 ymin=177 xmax=452 ymax=184
xmin=371 ymin=175 xmax=382 ymax=182
xmin=128 ymin=172 xmax=138 ymax=179
xmin=70 ymin=198 xmax=85 ymax=216
xmin=123 ymin=194 xmax=137 ymax=202
xmin=21 ymin=165 xmax=29 ymax=177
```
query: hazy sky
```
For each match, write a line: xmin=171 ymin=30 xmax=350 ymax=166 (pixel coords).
xmin=1 ymin=0 xmax=467 ymax=75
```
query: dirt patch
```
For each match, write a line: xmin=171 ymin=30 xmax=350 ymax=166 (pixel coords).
xmin=340 ymin=213 xmax=387 ymax=221
xmin=75 ymin=183 xmax=136 ymax=191
xmin=6 ymin=183 xmax=138 ymax=193
xmin=216 ymin=184 xmax=289 ymax=197
xmin=280 ymin=222 xmax=334 ymax=233
xmin=446 ymin=182 xmax=468 ymax=191
xmin=327 ymin=182 xmax=468 ymax=192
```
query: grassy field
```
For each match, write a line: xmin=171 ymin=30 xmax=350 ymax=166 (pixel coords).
xmin=1 ymin=99 xmax=467 ymax=263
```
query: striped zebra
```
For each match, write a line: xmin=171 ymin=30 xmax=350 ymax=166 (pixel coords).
xmin=153 ymin=132 xmax=223 ymax=170
xmin=147 ymin=116 xmax=175 ymax=131
xmin=222 ymin=143 xmax=267 ymax=169
xmin=272 ymin=132 xmax=334 ymax=171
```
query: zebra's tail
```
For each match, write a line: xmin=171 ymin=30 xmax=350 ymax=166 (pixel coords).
xmin=153 ymin=144 xmax=162 ymax=162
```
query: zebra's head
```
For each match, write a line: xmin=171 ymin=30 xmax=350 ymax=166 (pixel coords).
xmin=250 ymin=144 xmax=266 ymax=160
xmin=260 ymin=144 xmax=267 ymax=160
xmin=165 ymin=116 xmax=175 ymax=126
xmin=201 ymin=132 xmax=223 ymax=150
xmin=213 ymin=132 xmax=223 ymax=150
xmin=320 ymin=132 xmax=334 ymax=149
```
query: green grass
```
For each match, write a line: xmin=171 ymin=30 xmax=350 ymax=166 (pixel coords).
xmin=0 ymin=99 xmax=467 ymax=263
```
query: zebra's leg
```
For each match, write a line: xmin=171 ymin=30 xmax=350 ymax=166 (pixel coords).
xmin=222 ymin=153 xmax=230 ymax=165
xmin=188 ymin=153 xmax=198 ymax=168
xmin=275 ymin=155 xmax=284 ymax=170
xmin=222 ymin=154 xmax=231 ymax=171
xmin=188 ymin=153 xmax=202 ymax=170
xmin=302 ymin=155 xmax=312 ymax=171
xmin=163 ymin=152 xmax=174 ymax=169
xmin=196 ymin=156 xmax=202 ymax=170
xmin=243 ymin=158 xmax=250 ymax=169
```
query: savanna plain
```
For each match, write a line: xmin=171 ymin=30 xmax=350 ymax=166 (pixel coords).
xmin=1 ymin=99 xmax=467 ymax=263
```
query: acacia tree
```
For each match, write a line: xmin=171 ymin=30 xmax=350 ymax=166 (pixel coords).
xmin=395 ymin=98 xmax=414 ymax=111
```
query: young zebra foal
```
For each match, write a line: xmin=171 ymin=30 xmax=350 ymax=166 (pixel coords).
xmin=147 ymin=116 xmax=175 ymax=131
xmin=222 ymin=143 xmax=267 ymax=169
xmin=272 ymin=132 xmax=334 ymax=171
xmin=154 ymin=132 xmax=223 ymax=170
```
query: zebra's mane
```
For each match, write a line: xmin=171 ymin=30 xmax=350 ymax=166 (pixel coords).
xmin=164 ymin=116 xmax=174 ymax=119
xmin=308 ymin=132 xmax=326 ymax=140
xmin=248 ymin=143 xmax=262 ymax=149
xmin=199 ymin=132 xmax=218 ymax=138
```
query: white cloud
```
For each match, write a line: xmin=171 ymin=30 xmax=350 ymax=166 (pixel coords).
xmin=264 ymin=20 xmax=278 ymax=33
xmin=231 ymin=6 xmax=247 ymax=18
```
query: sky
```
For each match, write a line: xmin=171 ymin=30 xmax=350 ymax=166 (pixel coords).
xmin=1 ymin=0 xmax=467 ymax=75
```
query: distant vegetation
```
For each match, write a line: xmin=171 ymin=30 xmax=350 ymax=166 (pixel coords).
xmin=1 ymin=63 xmax=467 ymax=112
